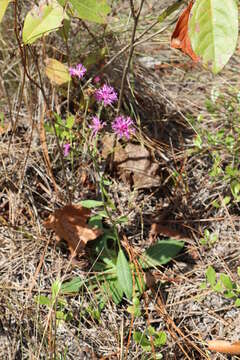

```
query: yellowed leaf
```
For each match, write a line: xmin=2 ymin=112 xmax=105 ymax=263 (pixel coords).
xmin=45 ymin=58 xmax=71 ymax=85
xmin=0 ymin=0 xmax=11 ymax=23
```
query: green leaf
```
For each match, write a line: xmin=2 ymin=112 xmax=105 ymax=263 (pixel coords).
xmin=133 ymin=331 xmax=151 ymax=351
xmin=36 ymin=295 xmax=51 ymax=307
xmin=66 ymin=115 xmax=75 ymax=129
xmin=140 ymin=239 xmax=184 ymax=269
xmin=189 ymin=0 xmax=238 ymax=74
xmin=220 ymin=274 xmax=233 ymax=290
xmin=79 ymin=199 xmax=104 ymax=208
xmin=52 ymin=279 xmax=62 ymax=300
xmin=108 ymin=279 xmax=123 ymax=304
xmin=238 ymin=267 xmax=240 ymax=278
xmin=154 ymin=332 xmax=167 ymax=347
xmin=60 ymin=277 xmax=83 ymax=293
xmin=0 ymin=0 xmax=11 ymax=23
xmin=116 ymin=249 xmax=133 ymax=300
xmin=213 ymin=280 xmax=224 ymax=293
xmin=69 ymin=0 xmax=110 ymax=24
xmin=206 ymin=266 xmax=216 ymax=287
xmin=234 ymin=298 xmax=240 ymax=307
xmin=88 ymin=214 xmax=103 ymax=229
xmin=22 ymin=0 xmax=68 ymax=44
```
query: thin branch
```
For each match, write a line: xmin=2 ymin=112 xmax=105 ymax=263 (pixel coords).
xmin=117 ymin=0 xmax=145 ymax=114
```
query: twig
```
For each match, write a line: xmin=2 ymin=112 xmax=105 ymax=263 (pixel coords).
xmin=117 ymin=0 xmax=145 ymax=114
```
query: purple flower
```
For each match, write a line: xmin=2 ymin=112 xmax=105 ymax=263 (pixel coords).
xmin=95 ymin=84 xmax=118 ymax=106
xmin=93 ymin=76 xmax=101 ymax=84
xmin=63 ymin=143 xmax=71 ymax=156
xmin=89 ymin=116 xmax=106 ymax=136
xmin=112 ymin=116 xmax=135 ymax=139
xmin=69 ymin=63 xmax=86 ymax=79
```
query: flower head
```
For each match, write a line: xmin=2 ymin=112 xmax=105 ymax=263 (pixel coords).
xmin=112 ymin=116 xmax=135 ymax=139
xmin=89 ymin=116 xmax=106 ymax=137
xmin=93 ymin=75 xmax=101 ymax=84
xmin=69 ymin=63 xmax=86 ymax=79
xmin=95 ymin=84 xmax=118 ymax=106
xmin=63 ymin=143 xmax=71 ymax=156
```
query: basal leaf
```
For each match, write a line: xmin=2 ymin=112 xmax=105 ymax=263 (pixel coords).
xmin=45 ymin=58 xmax=71 ymax=85
xmin=22 ymin=0 xmax=68 ymax=44
xmin=116 ymin=249 xmax=133 ymax=300
xmin=69 ymin=0 xmax=110 ymax=24
xmin=141 ymin=239 xmax=184 ymax=269
xmin=189 ymin=0 xmax=238 ymax=74
xmin=0 ymin=0 xmax=11 ymax=23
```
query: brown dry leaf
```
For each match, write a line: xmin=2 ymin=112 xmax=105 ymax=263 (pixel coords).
xmin=44 ymin=204 xmax=102 ymax=257
xmin=171 ymin=1 xmax=199 ymax=62
xmin=208 ymin=340 xmax=240 ymax=355
xmin=102 ymin=134 xmax=161 ymax=189
xmin=149 ymin=223 xmax=188 ymax=244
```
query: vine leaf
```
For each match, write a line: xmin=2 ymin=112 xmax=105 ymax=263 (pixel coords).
xmin=189 ymin=0 xmax=238 ymax=74
xmin=22 ymin=0 xmax=68 ymax=45
xmin=171 ymin=1 xmax=199 ymax=62
xmin=69 ymin=0 xmax=110 ymax=24
xmin=0 ymin=0 xmax=11 ymax=23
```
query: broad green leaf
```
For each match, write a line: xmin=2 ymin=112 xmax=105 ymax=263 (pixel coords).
xmin=140 ymin=239 xmax=184 ymax=269
xmin=0 ymin=0 xmax=11 ymax=23
xmin=189 ymin=0 xmax=238 ymax=74
xmin=235 ymin=298 xmax=240 ymax=307
xmin=116 ymin=249 xmax=133 ymax=300
xmin=60 ymin=277 xmax=83 ymax=293
xmin=107 ymin=279 xmax=123 ymax=304
xmin=22 ymin=0 xmax=68 ymax=44
xmin=79 ymin=200 xmax=104 ymax=208
xmin=154 ymin=332 xmax=167 ymax=347
xmin=220 ymin=274 xmax=233 ymax=290
xmin=206 ymin=266 xmax=216 ymax=287
xmin=45 ymin=58 xmax=71 ymax=85
xmin=36 ymin=295 xmax=51 ymax=307
xmin=69 ymin=0 xmax=110 ymax=24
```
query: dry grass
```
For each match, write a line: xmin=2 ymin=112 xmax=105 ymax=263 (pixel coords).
xmin=1 ymin=1 xmax=240 ymax=359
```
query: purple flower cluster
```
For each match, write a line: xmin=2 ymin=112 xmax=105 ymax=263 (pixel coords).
xmin=89 ymin=116 xmax=106 ymax=137
xmin=63 ymin=143 xmax=71 ymax=156
xmin=95 ymin=84 xmax=118 ymax=106
xmin=69 ymin=63 xmax=86 ymax=80
xmin=112 ymin=116 xmax=135 ymax=139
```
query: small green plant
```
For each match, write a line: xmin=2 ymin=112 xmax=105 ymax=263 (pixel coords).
xmin=202 ymin=266 xmax=240 ymax=307
xmin=192 ymin=88 xmax=240 ymax=208
xmin=36 ymin=279 xmax=72 ymax=324
xmin=133 ymin=326 xmax=167 ymax=359
xmin=200 ymin=229 xmax=218 ymax=247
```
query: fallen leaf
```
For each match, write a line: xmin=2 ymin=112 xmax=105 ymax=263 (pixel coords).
xmin=149 ymin=223 xmax=188 ymax=244
xmin=102 ymin=134 xmax=161 ymax=189
xmin=208 ymin=340 xmax=240 ymax=355
xmin=171 ymin=1 xmax=199 ymax=62
xmin=45 ymin=58 xmax=71 ymax=85
xmin=44 ymin=204 xmax=102 ymax=258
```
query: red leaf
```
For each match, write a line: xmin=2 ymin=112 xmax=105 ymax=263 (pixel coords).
xmin=171 ymin=1 xmax=199 ymax=62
